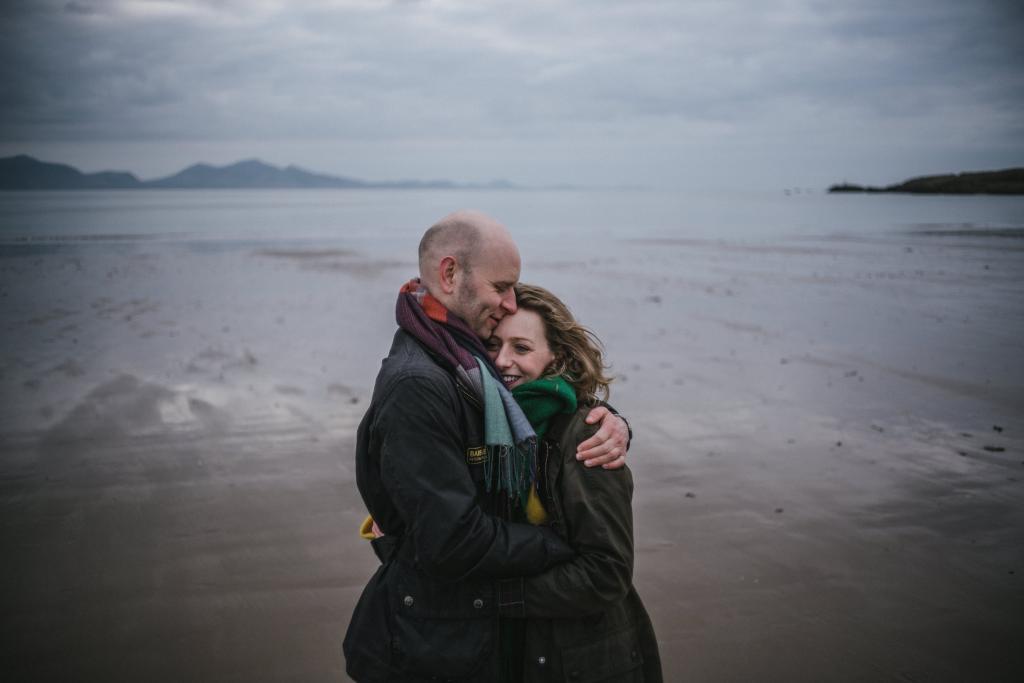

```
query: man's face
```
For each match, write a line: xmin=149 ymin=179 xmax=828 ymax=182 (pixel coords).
xmin=452 ymin=240 xmax=520 ymax=339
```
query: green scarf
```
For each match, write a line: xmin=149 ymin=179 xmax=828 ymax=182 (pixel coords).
xmin=511 ymin=376 xmax=578 ymax=437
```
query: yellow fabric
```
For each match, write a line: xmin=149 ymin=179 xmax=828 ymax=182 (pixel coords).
xmin=525 ymin=487 xmax=549 ymax=525
xmin=363 ymin=492 xmax=547 ymax=538
xmin=359 ymin=514 xmax=376 ymax=540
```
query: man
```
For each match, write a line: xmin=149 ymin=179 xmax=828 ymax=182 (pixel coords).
xmin=343 ymin=210 xmax=630 ymax=682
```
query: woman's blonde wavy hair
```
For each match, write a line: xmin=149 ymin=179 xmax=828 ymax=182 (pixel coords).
xmin=514 ymin=283 xmax=612 ymax=404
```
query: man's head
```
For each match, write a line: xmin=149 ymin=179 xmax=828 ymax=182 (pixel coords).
xmin=418 ymin=210 xmax=521 ymax=338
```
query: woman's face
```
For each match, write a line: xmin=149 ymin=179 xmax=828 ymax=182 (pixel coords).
xmin=487 ymin=309 xmax=555 ymax=389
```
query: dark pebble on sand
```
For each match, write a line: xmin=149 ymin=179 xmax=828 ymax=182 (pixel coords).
xmin=646 ymin=295 xmax=662 ymax=304
xmin=871 ymin=425 xmax=884 ymax=432
xmin=958 ymin=451 xmax=967 ymax=457
xmin=774 ymin=508 xmax=784 ymax=514
xmin=836 ymin=441 xmax=843 ymax=447
xmin=350 ymin=397 xmax=359 ymax=404
xmin=684 ymin=492 xmax=696 ymax=499
xmin=983 ymin=445 xmax=1006 ymax=452
xmin=993 ymin=424 xmax=1003 ymax=432
xmin=961 ymin=432 xmax=973 ymax=438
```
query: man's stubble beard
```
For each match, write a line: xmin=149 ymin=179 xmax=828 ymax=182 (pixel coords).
xmin=454 ymin=276 xmax=490 ymax=339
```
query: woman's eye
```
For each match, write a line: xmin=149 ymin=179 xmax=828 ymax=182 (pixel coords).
xmin=515 ymin=344 xmax=530 ymax=353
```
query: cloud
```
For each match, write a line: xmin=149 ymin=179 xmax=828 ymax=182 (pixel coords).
xmin=1 ymin=0 xmax=1021 ymax=185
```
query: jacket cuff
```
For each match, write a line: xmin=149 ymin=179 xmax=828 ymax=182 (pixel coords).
xmin=619 ymin=413 xmax=633 ymax=451
xmin=601 ymin=401 xmax=633 ymax=452
xmin=498 ymin=578 xmax=526 ymax=618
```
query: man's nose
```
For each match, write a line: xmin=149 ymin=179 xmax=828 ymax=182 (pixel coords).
xmin=501 ymin=288 xmax=517 ymax=314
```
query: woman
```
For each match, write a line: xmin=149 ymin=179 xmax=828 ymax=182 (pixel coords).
xmin=485 ymin=283 xmax=662 ymax=682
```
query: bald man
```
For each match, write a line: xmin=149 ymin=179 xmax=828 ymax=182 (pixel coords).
xmin=344 ymin=211 xmax=631 ymax=681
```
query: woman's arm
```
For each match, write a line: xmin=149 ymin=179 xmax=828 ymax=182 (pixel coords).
xmin=517 ymin=416 xmax=636 ymax=618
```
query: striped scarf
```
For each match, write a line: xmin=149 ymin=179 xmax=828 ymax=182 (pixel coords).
xmin=395 ymin=278 xmax=537 ymax=506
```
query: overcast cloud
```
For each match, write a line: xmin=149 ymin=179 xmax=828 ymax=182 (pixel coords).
xmin=1 ymin=0 xmax=1022 ymax=188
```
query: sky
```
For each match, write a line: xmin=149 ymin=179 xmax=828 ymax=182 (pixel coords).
xmin=1 ymin=0 xmax=1022 ymax=190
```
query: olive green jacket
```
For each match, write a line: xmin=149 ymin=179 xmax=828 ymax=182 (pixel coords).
xmin=519 ymin=407 xmax=663 ymax=682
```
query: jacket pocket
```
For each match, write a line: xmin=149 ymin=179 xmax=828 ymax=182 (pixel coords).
xmin=561 ymin=626 xmax=644 ymax=682
xmin=389 ymin=566 xmax=495 ymax=679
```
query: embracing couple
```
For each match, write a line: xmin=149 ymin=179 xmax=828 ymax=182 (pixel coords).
xmin=344 ymin=210 xmax=662 ymax=682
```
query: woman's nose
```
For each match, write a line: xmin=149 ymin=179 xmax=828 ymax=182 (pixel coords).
xmin=494 ymin=345 xmax=511 ymax=369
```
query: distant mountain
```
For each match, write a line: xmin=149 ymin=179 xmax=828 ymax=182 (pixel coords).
xmin=0 ymin=154 xmax=142 ymax=189
xmin=0 ymin=154 xmax=528 ymax=191
xmin=829 ymin=168 xmax=1024 ymax=195
xmin=146 ymin=158 xmax=367 ymax=189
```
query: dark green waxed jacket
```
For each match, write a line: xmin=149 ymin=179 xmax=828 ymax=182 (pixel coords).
xmin=519 ymin=407 xmax=663 ymax=683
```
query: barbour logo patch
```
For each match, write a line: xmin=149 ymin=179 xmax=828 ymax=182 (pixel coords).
xmin=466 ymin=445 xmax=487 ymax=465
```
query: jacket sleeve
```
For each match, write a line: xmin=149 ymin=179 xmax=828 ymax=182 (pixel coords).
xmin=518 ymin=416 xmax=635 ymax=618
xmin=374 ymin=373 xmax=574 ymax=583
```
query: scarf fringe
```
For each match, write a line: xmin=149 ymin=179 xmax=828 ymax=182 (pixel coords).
xmin=484 ymin=439 xmax=538 ymax=505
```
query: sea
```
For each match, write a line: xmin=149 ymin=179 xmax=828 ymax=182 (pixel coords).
xmin=2 ymin=186 xmax=1022 ymax=246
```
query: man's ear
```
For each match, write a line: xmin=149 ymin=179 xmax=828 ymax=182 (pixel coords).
xmin=438 ymin=255 xmax=458 ymax=295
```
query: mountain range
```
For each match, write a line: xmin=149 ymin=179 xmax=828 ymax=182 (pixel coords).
xmin=0 ymin=155 xmax=522 ymax=191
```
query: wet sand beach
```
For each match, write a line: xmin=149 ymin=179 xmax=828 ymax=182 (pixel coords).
xmin=1 ymin=190 xmax=1023 ymax=681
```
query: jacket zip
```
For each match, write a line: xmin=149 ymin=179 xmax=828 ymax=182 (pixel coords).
xmin=542 ymin=440 xmax=564 ymax=534
xmin=456 ymin=380 xmax=482 ymax=410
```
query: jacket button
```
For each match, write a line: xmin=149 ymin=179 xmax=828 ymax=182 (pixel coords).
xmin=631 ymin=649 xmax=639 ymax=660
xmin=537 ymin=656 xmax=546 ymax=666
xmin=473 ymin=598 xmax=484 ymax=609
xmin=403 ymin=595 xmax=414 ymax=607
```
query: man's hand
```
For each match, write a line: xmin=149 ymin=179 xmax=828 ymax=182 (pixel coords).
xmin=577 ymin=406 xmax=629 ymax=469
